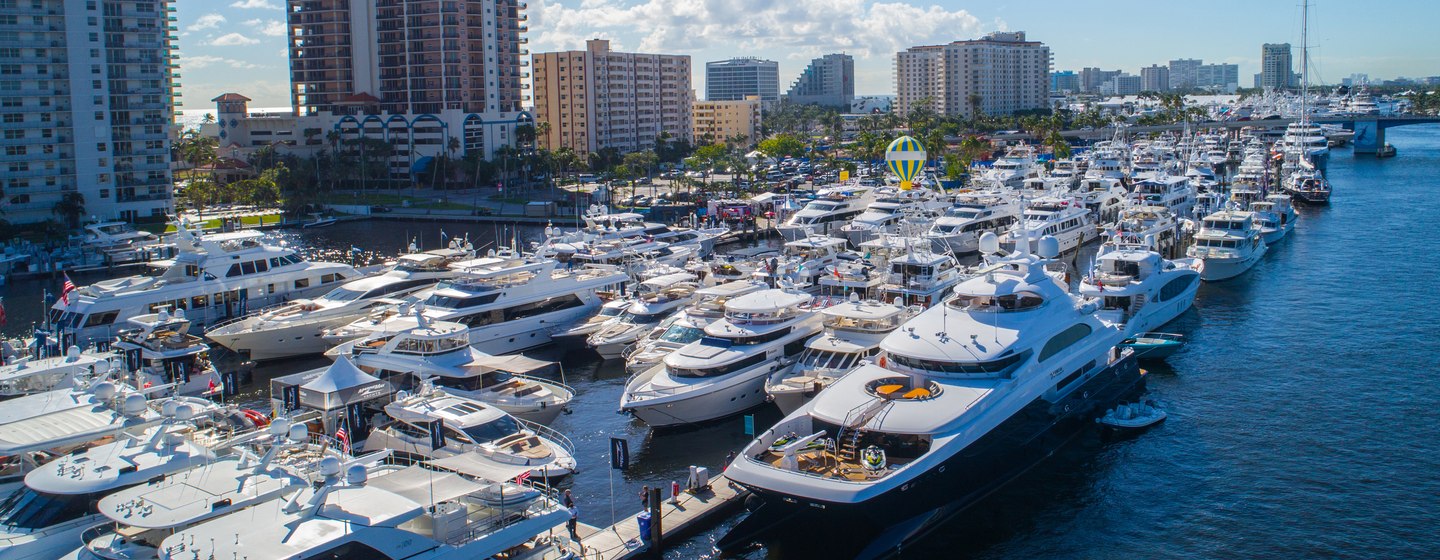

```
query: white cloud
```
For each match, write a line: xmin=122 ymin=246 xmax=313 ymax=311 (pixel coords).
xmin=211 ymin=33 xmax=260 ymax=47
xmin=528 ymin=0 xmax=987 ymax=60
xmin=187 ymin=13 xmax=226 ymax=32
xmin=230 ymin=0 xmax=279 ymax=9
xmin=245 ymin=19 xmax=287 ymax=37
xmin=179 ymin=55 xmax=262 ymax=70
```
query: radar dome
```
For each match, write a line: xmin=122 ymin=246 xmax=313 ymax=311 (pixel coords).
xmin=92 ymin=381 xmax=118 ymax=401
xmin=345 ymin=464 xmax=368 ymax=485
xmin=289 ymin=423 xmax=309 ymax=442
xmin=978 ymin=232 xmax=1000 ymax=254
xmin=318 ymin=456 xmax=342 ymax=477
xmin=173 ymin=403 xmax=197 ymax=421
xmin=1037 ymin=236 xmax=1060 ymax=259
xmin=122 ymin=393 xmax=147 ymax=416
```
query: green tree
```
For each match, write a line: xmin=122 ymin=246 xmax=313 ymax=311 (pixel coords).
xmin=758 ymin=134 xmax=806 ymax=159
xmin=51 ymin=192 xmax=85 ymax=229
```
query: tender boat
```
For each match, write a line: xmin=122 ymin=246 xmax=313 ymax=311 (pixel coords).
xmin=1097 ymin=400 xmax=1167 ymax=430
xmin=1119 ymin=332 xmax=1187 ymax=360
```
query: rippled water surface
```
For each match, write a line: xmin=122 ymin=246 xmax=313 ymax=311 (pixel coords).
xmin=5 ymin=125 xmax=1438 ymax=559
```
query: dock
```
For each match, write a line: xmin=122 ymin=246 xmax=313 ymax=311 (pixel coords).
xmin=550 ymin=474 xmax=749 ymax=559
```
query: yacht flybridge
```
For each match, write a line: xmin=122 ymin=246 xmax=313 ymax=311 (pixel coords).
xmin=620 ymin=288 xmax=823 ymax=428
xmin=50 ymin=223 xmax=360 ymax=347
xmin=206 ymin=248 xmax=466 ymax=360
xmin=0 ymin=347 xmax=114 ymax=399
xmin=112 ymin=309 xmax=227 ymax=398
xmin=719 ymin=234 xmax=1144 ymax=555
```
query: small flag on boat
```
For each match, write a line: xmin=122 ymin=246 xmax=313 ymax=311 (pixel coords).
xmin=60 ymin=274 xmax=76 ymax=305
xmin=336 ymin=426 xmax=350 ymax=453
xmin=514 ymin=470 xmax=532 ymax=484
xmin=208 ymin=377 xmax=217 ymax=392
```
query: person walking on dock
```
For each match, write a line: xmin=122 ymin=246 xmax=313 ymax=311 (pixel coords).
xmin=640 ymin=485 xmax=651 ymax=509
xmin=564 ymin=489 xmax=580 ymax=542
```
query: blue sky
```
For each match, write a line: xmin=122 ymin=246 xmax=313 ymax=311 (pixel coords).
xmin=176 ymin=0 xmax=1440 ymax=110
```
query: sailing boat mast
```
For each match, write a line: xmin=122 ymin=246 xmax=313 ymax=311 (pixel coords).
xmin=1300 ymin=0 xmax=1309 ymax=125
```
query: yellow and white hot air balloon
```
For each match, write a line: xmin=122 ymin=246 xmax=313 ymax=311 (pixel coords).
xmin=885 ymin=136 xmax=926 ymax=191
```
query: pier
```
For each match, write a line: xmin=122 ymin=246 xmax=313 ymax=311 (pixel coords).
xmin=553 ymin=474 xmax=749 ymax=559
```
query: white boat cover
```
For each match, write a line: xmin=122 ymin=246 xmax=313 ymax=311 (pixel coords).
xmin=426 ymin=452 xmax=540 ymax=482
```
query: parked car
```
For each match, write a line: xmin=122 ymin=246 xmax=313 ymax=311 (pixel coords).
xmin=370 ymin=205 xmax=393 ymax=213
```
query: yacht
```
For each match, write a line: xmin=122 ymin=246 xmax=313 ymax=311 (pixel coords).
xmin=63 ymin=418 xmax=380 ymax=560
xmin=1129 ymin=175 xmax=1197 ymax=219
xmin=48 ymin=224 xmax=359 ymax=347
xmin=619 ymin=288 xmax=823 ymax=428
xmin=1285 ymin=164 xmax=1332 ymax=205
xmin=1000 ymin=198 xmax=1098 ymax=256
xmin=838 ymin=200 xmax=912 ymax=247
xmin=1073 ymin=179 xmax=1129 ymax=225
xmin=624 ymin=281 xmax=768 ymax=375
xmin=588 ymin=272 xmax=701 ymax=360
xmin=0 ymin=347 xmax=114 ymax=400
xmin=923 ymin=194 xmax=1018 ymax=255
xmin=1247 ymin=194 xmax=1298 ymax=245
xmin=876 ymin=248 xmax=968 ymax=309
xmin=1105 ymin=206 xmax=1188 ymax=258
xmin=0 ymin=397 xmax=228 ymax=560
xmin=777 ymin=188 xmax=875 ymax=241
xmin=205 ymin=249 xmax=465 ymax=360
xmin=719 ymin=235 xmax=1143 ymax=555
xmin=112 ymin=309 xmax=227 ymax=398
xmin=1187 ymin=210 xmax=1269 ymax=281
xmin=550 ymin=298 xmax=630 ymax=342
xmin=331 ymin=318 xmax=574 ymax=426
xmin=363 ymin=382 xmax=578 ymax=478
xmin=752 ymin=236 xmax=847 ymax=291
xmin=538 ymin=210 xmax=725 ymax=259
xmin=151 ymin=460 xmax=573 ymax=560
xmin=568 ymin=238 xmax=695 ymax=272
xmin=324 ymin=255 xmax=627 ymax=355
xmin=1080 ymin=242 xmax=1204 ymax=335
xmin=766 ymin=296 xmax=917 ymax=415
xmin=79 ymin=221 xmax=168 ymax=265
xmin=973 ymin=145 xmax=1039 ymax=189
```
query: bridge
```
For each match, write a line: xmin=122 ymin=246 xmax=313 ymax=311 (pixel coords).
xmin=990 ymin=116 xmax=1440 ymax=154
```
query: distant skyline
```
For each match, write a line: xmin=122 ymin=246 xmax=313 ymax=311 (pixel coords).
xmin=176 ymin=0 xmax=1440 ymax=110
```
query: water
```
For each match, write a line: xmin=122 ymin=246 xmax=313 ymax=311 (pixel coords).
xmin=5 ymin=125 xmax=1439 ymax=558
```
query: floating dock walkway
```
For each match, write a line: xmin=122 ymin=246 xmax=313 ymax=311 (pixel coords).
xmin=550 ymin=474 xmax=749 ymax=559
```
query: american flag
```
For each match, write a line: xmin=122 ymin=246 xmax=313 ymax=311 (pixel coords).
xmin=513 ymin=470 xmax=531 ymax=484
xmin=60 ymin=274 xmax=76 ymax=305
xmin=335 ymin=426 xmax=350 ymax=454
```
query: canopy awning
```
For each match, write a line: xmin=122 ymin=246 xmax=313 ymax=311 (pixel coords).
xmin=366 ymin=465 xmax=486 ymax=504
xmin=466 ymin=354 xmax=556 ymax=376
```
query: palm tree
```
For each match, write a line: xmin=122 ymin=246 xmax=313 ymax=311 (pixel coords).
xmin=445 ymin=135 xmax=461 ymax=189
xmin=52 ymin=192 xmax=86 ymax=229
xmin=534 ymin=121 xmax=551 ymax=150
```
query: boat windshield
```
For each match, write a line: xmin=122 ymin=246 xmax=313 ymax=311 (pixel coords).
xmin=798 ymin=349 xmax=862 ymax=371
xmin=658 ymin=325 xmax=704 ymax=344
xmin=0 ymin=488 xmax=97 ymax=530
xmin=622 ymin=311 xmax=668 ymax=325
xmin=463 ymin=416 xmax=521 ymax=443
xmin=321 ymin=287 xmax=367 ymax=302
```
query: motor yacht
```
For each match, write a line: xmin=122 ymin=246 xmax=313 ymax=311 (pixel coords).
xmin=766 ymin=296 xmax=917 ymax=415
xmin=1285 ymin=164 xmax=1332 ymax=205
xmin=205 ymin=248 xmax=465 ymax=360
xmin=1247 ymin=194 xmax=1298 ymax=245
xmin=112 ymin=309 xmax=227 ymax=398
xmin=151 ymin=460 xmax=572 ymax=560
xmin=550 ymin=298 xmax=631 ymax=343
xmin=1080 ymin=241 xmax=1204 ymax=335
xmin=331 ymin=318 xmax=573 ymax=426
xmin=588 ymin=272 xmax=701 ymax=360
xmin=0 ymin=381 xmax=174 ymax=456
xmin=1104 ymin=206 xmax=1189 ymax=258
xmin=620 ymin=288 xmax=823 ymax=428
xmin=777 ymin=188 xmax=875 ymax=241
xmin=718 ymin=235 xmax=1144 ymax=555
xmin=0 ymin=397 xmax=230 ymax=560
xmin=624 ymin=281 xmax=769 ymax=375
xmin=876 ymin=248 xmax=968 ymax=309
xmin=1129 ymin=175 xmax=1197 ymax=219
xmin=363 ymin=382 xmax=578 ymax=478
xmin=1000 ymin=198 xmax=1098 ymax=256
xmin=838 ymin=200 xmax=912 ymax=247
xmin=538 ymin=210 xmax=725 ymax=259
xmin=973 ymin=145 xmax=1039 ymax=189
xmin=752 ymin=236 xmax=848 ymax=293
xmin=325 ymin=256 xmax=627 ymax=355
xmin=923 ymin=194 xmax=1018 ymax=255
xmin=48 ymin=223 xmax=359 ymax=347
xmin=62 ymin=418 xmax=382 ymax=560
xmin=1187 ymin=210 xmax=1269 ymax=281
xmin=0 ymin=347 xmax=114 ymax=400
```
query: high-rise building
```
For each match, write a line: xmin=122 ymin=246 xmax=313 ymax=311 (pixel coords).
xmin=1261 ymin=43 xmax=1294 ymax=90
xmin=1167 ymin=58 xmax=1202 ymax=89
xmin=1141 ymin=65 xmax=1171 ymax=92
xmin=532 ymin=39 xmax=693 ymax=154
xmin=706 ymin=58 xmax=778 ymax=107
xmin=0 ymin=0 xmax=179 ymax=225
xmin=693 ymin=95 xmax=762 ymax=145
xmin=895 ymin=32 xmax=1050 ymax=118
xmin=784 ymin=54 xmax=854 ymax=109
xmin=1342 ymin=73 xmax=1369 ymax=87
xmin=1101 ymin=74 xmax=1142 ymax=96
xmin=287 ymin=0 xmax=527 ymax=116
xmin=1051 ymin=71 xmax=1080 ymax=93
xmin=1197 ymin=63 xmax=1240 ymax=90
xmin=1079 ymin=67 xmax=1122 ymax=94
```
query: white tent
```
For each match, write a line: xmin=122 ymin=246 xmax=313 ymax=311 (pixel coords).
xmin=298 ymin=356 xmax=389 ymax=411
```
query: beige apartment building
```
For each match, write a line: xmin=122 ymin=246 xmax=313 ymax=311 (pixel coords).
xmin=692 ymin=96 xmax=762 ymax=145
xmin=895 ymin=31 xmax=1051 ymax=119
xmin=533 ymin=39 xmax=693 ymax=154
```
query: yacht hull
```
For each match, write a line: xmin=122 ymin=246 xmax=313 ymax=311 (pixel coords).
xmin=622 ymin=364 xmax=782 ymax=428
xmin=1198 ymin=245 xmax=1267 ymax=282
xmin=206 ymin=314 xmax=360 ymax=361
xmin=719 ymin=354 xmax=1144 ymax=556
